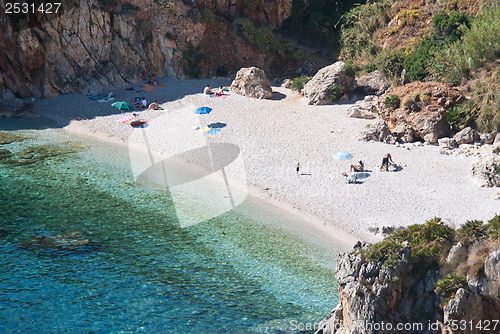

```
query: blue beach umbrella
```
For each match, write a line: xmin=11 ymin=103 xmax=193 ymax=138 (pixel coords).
xmin=332 ymin=151 xmax=353 ymax=160
xmin=194 ymin=107 xmax=212 ymax=114
xmin=205 ymin=128 xmax=220 ymax=134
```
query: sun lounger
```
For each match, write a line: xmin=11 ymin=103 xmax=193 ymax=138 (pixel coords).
xmin=346 ymin=173 xmax=358 ymax=184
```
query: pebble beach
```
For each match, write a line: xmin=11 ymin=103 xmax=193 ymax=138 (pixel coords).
xmin=34 ymin=77 xmax=499 ymax=243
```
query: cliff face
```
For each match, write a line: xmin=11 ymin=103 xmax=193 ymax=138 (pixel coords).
xmin=0 ymin=0 xmax=293 ymax=98
xmin=317 ymin=240 xmax=500 ymax=334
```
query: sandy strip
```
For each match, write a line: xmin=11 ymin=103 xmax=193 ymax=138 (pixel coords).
xmin=34 ymin=78 xmax=499 ymax=244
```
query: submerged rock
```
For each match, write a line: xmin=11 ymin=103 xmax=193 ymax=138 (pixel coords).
xmin=0 ymin=131 xmax=28 ymax=144
xmin=0 ymin=142 xmax=87 ymax=166
xmin=20 ymin=232 xmax=97 ymax=253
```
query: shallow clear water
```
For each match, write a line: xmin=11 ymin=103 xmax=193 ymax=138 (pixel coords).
xmin=0 ymin=121 xmax=344 ymax=333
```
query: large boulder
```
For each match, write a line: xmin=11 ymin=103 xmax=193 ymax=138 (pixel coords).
xmin=303 ymin=61 xmax=355 ymax=105
xmin=230 ymin=67 xmax=273 ymax=99
xmin=454 ymin=126 xmax=478 ymax=145
xmin=347 ymin=95 xmax=379 ymax=119
xmin=494 ymin=133 xmax=500 ymax=147
xmin=355 ymin=70 xmax=390 ymax=95
xmin=471 ymin=155 xmax=500 ymax=187
xmin=378 ymin=82 xmax=463 ymax=143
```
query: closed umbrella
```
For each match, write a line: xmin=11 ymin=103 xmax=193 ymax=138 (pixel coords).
xmin=332 ymin=151 xmax=353 ymax=160
xmin=194 ymin=107 xmax=212 ymax=114
xmin=111 ymin=101 xmax=134 ymax=112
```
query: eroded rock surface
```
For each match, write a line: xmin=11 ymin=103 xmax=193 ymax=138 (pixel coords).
xmin=230 ymin=67 xmax=273 ymax=99
xmin=303 ymin=62 xmax=356 ymax=105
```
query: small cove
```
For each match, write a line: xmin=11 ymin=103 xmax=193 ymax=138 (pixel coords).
xmin=0 ymin=121 xmax=347 ymax=333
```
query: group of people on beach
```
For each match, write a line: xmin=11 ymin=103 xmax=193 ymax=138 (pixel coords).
xmin=204 ymin=84 xmax=225 ymax=96
xmin=134 ymin=98 xmax=159 ymax=111
xmin=295 ymin=153 xmax=396 ymax=177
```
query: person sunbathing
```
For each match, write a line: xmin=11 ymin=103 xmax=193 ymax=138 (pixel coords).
xmin=146 ymin=99 xmax=159 ymax=111
xmin=214 ymin=86 xmax=224 ymax=96
xmin=135 ymin=98 xmax=147 ymax=109
xmin=151 ymin=74 xmax=158 ymax=85
xmin=350 ymin=161 xmax=364 ymax=172
xmin=203 ymin=85 xmax=213 ymax=95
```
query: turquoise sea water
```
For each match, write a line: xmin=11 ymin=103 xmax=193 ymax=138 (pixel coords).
xmin=0 ymin=119 xmax=344 ymax=333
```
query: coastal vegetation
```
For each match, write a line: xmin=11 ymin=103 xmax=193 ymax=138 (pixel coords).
xmin=290 ymin=76 xmax=310 ymax=92
xmin=283 ymin=0 xmax=499 ymax=133
xmin=361 ymin=215 xmax=500 ymax=305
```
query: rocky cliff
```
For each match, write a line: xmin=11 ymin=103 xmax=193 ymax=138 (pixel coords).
xmin=316 ymin=219 xmax=500 ymax=334
xmin=0 ymin=0 xmax=293 ymax=98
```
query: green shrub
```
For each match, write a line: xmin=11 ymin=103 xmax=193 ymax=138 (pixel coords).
xmin=326 ymin=83 xmax=341 ymax=102
xmin=486 ymin=214 xmax=500 ymax=240
xmin=363 ymin=218 xmax=455 ymax=268
xmin=385 ymin=94 xmax=400 ymax=109
xmin=343 ymin=61 xmax=356 ymax=78
xmin=403 ymin=36 xmax=438 ymax=82
xmin=457 ymin=219 xmax=487 ymax=245
xmin=292 ymin=49 xmax=314 ymax=63
xmin=435 ymin=273 xmax=468 ymax=306
xmin=375 ymin=49 xmax=405 ymax=79
xmin=432 ymin=11 xmax=470 ymax=44
xmin=290 ymin=76 xmax=310 ymax=92
xmin=432 ymin=3 xmax=500 ymax=83
xmin=233 ymin=18 xmax=292 ymax=57
xmin=182 ymin=43 xmax=205 ymax=78
xmin=200 ymin=8 xmax=216 ymax=24
xmin=443 ymin=100 xmax=477 ymax=132
xmin=339 ymin=1 xmax=393 ymax=59
xmin=470 ymin=69 xmax=500 ymax=133
xmin=364 ymin=239 xmax=402 ymax=267
xmin=391 ymin=218 xmax=455 ymax=259
xmin=215 ymin=65 xmax=228 ymax=77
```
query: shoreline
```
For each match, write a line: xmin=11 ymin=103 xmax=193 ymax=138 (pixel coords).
xmin=29 ymin=77 xmax=499 ymax=245
xmin=53 ymin=111 xmax=359 ymax=249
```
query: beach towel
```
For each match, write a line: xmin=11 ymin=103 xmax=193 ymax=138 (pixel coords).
xmin=98 ymin=97 xmax=115 ymax=103
xmin=89 ymin=93 xmax=107 ymax=100
xmin=115 ymin=116 xmax=136 ymax=123
xmin=139 ymin=84 xmax=156 ymax=91
xmin=130 ymin=119 xmax=148 ymax=127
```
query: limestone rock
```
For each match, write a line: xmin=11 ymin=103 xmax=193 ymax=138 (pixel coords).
xmin=480 ymin=133 xmax=494 ymax=144
xmin=230 ymin=67 xmax=273 ymax=99
xmin=347 ymin=95 xmax=378 ymax=119
xmin=494 ymin=133 xmax=500 ymax=147
xmin=378 ymin=82 xmax=463 ymax=143
xmin=446 ymin=242 xmax=467 ymax=264
xmin=0 ymin=1 xmax=286 ymax=98
xmin=281 ymin=79 xmax=293 ymax=89
xmin=471 ymin=155 xmax=500 ymax=187
xmin=303 ymin=62 xmax=356 ymax=105
xmin=454 ymin=127 xmax=478 ymax=145
xmin=484 ymin=248 xmax=500 ymax=282
xmin=358 ymin=120 xmax=395 ymax=143
xmin=355 ymin=70 xmax=390 ymax=96
xmin=438 ymin=137 xmax=457 ymax=149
